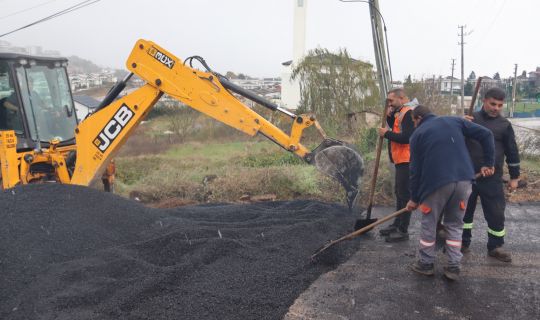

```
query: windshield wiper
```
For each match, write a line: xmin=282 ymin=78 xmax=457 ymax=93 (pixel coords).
xmin=64 ymin=104 xmax=73 ymax=117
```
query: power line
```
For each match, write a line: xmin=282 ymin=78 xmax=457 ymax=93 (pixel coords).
xmin=471 ymin=0 xmax=508 ymax=48
xmin=0 ymin=0 xmax=58 ymax=20
xmin=0 ymin=0 xmax=101 ymax=38
xmin=338 ymin=0 xmax=393 ymax=84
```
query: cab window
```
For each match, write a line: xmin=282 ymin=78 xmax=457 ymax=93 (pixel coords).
xmin=0 ymin=61 xmax=24 ymax=132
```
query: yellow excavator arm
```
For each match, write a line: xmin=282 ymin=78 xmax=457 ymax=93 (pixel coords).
xmin=1 ymin=39 xmax=363 ymax=209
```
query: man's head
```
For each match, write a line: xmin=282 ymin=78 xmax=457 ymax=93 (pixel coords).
xmin=411 ymin=105 xmax=431 ymax=127
xmin=386 ymin=88 xmax=410 ymax=110
xmin=482 ymin=87 xmax=505 ymax=118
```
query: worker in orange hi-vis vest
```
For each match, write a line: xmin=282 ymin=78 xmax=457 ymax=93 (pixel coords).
xmin=377 ymin=88 xmax=415 ymax=242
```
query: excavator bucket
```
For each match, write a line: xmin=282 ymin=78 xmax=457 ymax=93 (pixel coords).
xmin=307 ymin=139 xmax=364 ymax=211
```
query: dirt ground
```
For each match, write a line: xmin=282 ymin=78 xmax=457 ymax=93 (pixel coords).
xmin=506 ymin=172 xmax=540 ymax=202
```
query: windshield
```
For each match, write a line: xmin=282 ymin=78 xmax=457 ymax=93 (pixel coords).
xmin=15 ymin=63 xmax=77 ymax=142
xmin=0 ymin=61 xmax=24 ymax=133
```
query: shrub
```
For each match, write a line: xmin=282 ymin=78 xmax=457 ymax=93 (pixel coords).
xmin=241 ymin=152 xmax=304 ymax=167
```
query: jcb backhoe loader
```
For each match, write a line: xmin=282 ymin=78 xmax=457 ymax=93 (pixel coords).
xmin=0 ymin=40 xmax=364 ymax=209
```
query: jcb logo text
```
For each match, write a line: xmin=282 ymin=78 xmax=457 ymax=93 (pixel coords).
xmin=93 ymin=104 xmax=134 ymax=152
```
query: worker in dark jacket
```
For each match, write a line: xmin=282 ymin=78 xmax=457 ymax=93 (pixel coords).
xmin=406 ymin=106 xmax=495 ymax=280
xmin=377 ymin=88 xmax=415 ymax=242
xmin=462 ymin=88 xmax=520 ymax=262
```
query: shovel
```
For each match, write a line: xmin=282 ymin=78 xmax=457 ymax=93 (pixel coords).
xmin=467 ymin=77 xmax=483 ymax=116
xmin=311 ymin=208 xmax=408 ymax=261
xmin=353 ymin=103 xmax=390 ymax=230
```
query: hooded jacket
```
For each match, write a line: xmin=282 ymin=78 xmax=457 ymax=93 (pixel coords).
xmin=409 ymin=114 xmax=495 ymax=203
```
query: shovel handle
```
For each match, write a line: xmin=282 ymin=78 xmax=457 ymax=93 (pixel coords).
xmin=311 ymin=207 xmax=409 ymax=260
xmin=345 ymin=207 xmax=409 ymax=241
xmin=366 ymin=103 xmax=390 ymax=217
xmin=468 ymin=77 xmax=483 ymax=116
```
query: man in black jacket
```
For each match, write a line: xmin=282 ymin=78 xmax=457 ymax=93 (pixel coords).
xmin=462 ymin=88 xmax=520 ymax=262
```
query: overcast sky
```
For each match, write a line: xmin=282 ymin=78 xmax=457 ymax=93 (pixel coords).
xmin=1 ymin=0 xmax=537 ymax=81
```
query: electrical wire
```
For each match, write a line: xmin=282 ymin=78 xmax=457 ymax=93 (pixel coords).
xmin=0 ymin=0 xmax=58 ymax=20
xmin=471 ymin=0 xmax=508 ymax=48
xmin=0 ymin=0 xmax=101 ymax=38
xmin=338 ymin=0 xmax=393 ymax=83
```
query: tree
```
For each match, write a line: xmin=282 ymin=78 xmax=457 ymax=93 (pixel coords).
xmin=405 ymin=75 xmax=412 ymax=85
xmin=521 ymin=70 xmax=527 ymax=78
xmin=464 ymin=81 xmax=473 ymax=96
xmin=493 ymin=72 xmax=501 ymax=80
xmin=467 ymin=71 xmax=476 ymax=81
xmin=225 ymin=71 xmax=237 ymax=79
xmin=291 ymin=48 xmax=379 ymax=131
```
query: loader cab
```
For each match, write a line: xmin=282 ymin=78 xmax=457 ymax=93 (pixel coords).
xmin=0 ymin=53 xmax=78 ymax=150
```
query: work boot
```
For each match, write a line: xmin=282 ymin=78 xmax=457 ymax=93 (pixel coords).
xmin=460 ymin=245 xmax=471 ymax=254
xmin=410 ymin=260 xmax=434 ymax=276
xmin=379 ymin=225 xmax=397 ymax=236
xmin=385 ymin=230 xmax=409 ymax=242
xmin=443 ymin=266 xmax=460 ymax=281
xmin=488 ymin=247 xmax=512 ymax=262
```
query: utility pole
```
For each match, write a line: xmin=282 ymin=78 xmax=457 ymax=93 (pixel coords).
xmin=511 ymin=63 xmax=518 ymax=118
xmin=458 ymin=25 xmax=466 ymax=115
xmin=369 ymin=0 xmax=391 ymax=106
xmin=450 ymin=58 xmax=456 ymax=107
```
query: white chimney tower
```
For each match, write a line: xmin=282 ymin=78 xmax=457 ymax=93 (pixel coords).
xmin=281 ymin=0 xmax=307 ymax=110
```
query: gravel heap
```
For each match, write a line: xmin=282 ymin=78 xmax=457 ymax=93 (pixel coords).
xmin=0 ymin=184 xmax=362 ymax=320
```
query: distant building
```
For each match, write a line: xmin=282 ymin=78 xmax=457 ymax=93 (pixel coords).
xmin=42 ymin=50 xmax=60 ymax=57
xmin=73 ymin=95 xmax=101 ymax=121
xmin=26 ymin=46 xmax=43 ymax=56
xmin=68 ymin=71 xmax=118 ymax=91
xmin=440 ymin=76 xmax=460 ymax=93
xmin=528 ymin=67 xmax=540 ymax=88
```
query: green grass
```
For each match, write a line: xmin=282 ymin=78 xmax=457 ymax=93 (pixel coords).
xmin=522 ymin=157 xmax=540 ymax=174
xmin=510 ymin=102 xmax=540 ymax=113
xmin=114 ymin=138 xmax=347 ymax=204
xmin=165 ymin=141 xmax=276 ymax=161
xmin=112 ymin=110 xmax=395 ymax=206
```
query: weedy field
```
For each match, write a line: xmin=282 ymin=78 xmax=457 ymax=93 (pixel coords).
xmin=111 ymin=110 xmax=540 ymax=207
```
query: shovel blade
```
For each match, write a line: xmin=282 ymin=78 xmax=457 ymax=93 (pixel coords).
xmin=308 ymin=139 xmax=364 ymax=210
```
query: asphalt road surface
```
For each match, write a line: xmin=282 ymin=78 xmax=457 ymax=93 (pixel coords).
xmin=285 ymin=204 xmax=540 ymax=320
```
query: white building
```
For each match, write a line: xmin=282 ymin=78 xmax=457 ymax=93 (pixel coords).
xmin=73 ymin=95 xmax=100 ymax=121
xmin=440 ymin=76 xmax=461 ymax=93
xmin=280 ymin=0 xmax=306 ymax=110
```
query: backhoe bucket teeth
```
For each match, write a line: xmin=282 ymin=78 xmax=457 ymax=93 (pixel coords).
xmin=307 ymin=139 xmax=364 ymax=211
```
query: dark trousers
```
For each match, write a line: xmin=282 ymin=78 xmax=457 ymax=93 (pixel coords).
xmin=462 ymin=176 xmax=506 ymax=250
xmin=391 ymin=163 xmax=412 ymax=232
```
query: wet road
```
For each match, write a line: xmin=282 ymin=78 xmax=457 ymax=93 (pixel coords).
xmin=285 ymin=203 xmax=540 ymax=320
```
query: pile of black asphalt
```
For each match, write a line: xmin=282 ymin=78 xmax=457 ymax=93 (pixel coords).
xmin=0 ymin=184 xmax=363 ymax=320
